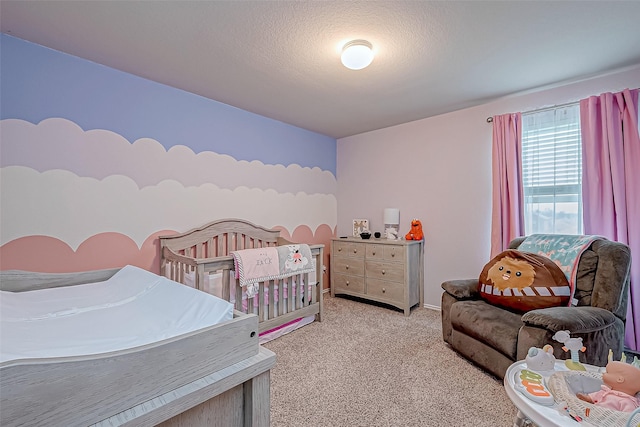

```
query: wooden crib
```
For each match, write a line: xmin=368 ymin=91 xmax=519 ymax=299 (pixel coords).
xmin=160 ymin=218 xmax=324 ymax=335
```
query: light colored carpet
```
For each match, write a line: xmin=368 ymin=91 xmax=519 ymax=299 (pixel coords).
xmin=263 ymin=295 xmax=518 ymax=427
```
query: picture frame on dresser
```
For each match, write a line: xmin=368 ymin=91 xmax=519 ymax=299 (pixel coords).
xmin=352 ymin=219 xmax=369 ymax=237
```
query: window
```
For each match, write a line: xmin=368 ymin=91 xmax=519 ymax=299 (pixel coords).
xmin=521 ymin=104 xmax=583 ymax=234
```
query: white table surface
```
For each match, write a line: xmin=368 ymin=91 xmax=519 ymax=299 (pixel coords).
xmin=504 ymin=361 xmax=603 ymax=427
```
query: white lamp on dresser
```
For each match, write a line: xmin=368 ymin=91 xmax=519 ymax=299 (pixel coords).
xmin=383 ymin=208 xmax=400 ymax=240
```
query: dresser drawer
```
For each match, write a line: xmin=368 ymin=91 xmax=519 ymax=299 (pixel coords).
xmin=384 ymin=245 xmax=405 ymax=262
xmin=333 ymin=257 xmax=365 ymax=276
xmin=365 ymin=261 xmax=404 ymax=283
xmin=365 ymin=243 xmax=385 ymax=260
xmin=367 ymin=278 xmax=404 ymax=303
xmin=330 ymin=237 xmax=423 ymax=316
xmin=333 ymin=273 xmax=365 ymax=294
xmin=333 ymin=241 xmax=365 ymax=258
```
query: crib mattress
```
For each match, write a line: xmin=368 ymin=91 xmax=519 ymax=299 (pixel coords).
xmin=0 ymin=265 xmax=234 ymax=363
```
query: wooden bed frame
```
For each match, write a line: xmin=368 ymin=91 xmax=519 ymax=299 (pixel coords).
xmin=160 ymin=218 xmax=324 ymax=335
xmin=0 ymin=269 xmax=275 ymax=427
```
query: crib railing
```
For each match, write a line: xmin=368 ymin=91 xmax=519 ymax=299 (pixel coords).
xmin=161 ymin=244 xmax=324 ymax=332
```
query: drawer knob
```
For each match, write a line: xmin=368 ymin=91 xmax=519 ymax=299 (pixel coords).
xmin=338 ymin=248 xmax=342 ymax=252
xmin=346 ymin=265 xmax=349 ymax=270
xmin=372 ymin=251 xmax=376 ymax=255
xmin=382 ymin=270 xmax=386 ymax=275
xmin=382 ymin=288 xmax=386 ymax=293
xmin=346 ymin=281 xmax=349 ymax=286
xmin=391 ymin=252 xmax=395 ymax=257
xmin=353 ymin=249 xmax=357 ymax=254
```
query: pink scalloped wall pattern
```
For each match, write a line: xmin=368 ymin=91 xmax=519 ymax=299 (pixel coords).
xmin=0 ymin=224 xmax=336 ymax=288
xmin=0 ymin=231 xmax=168 ymax=273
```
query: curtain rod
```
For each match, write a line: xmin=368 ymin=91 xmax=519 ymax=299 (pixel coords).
xmin=486 ymin=100 xmax=580 ymax=123
xmin=486 ymin=87 xmax=639 ymax=123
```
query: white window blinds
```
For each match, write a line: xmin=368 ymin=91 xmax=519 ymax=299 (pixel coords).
xmin=521 ymin=103 xmax=583 ymax=234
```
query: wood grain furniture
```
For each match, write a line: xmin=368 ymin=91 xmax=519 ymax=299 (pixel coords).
xmin=0 ymin=268 xmax=275 ymax=427
xmin=330 ymin=237 xmax=424 ymax=316
xmin=160 ymin=218 xmax=324 ymax=335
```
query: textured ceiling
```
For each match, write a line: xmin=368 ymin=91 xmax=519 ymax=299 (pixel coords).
xmin=2 ymin=1 xmax=640 ymax=138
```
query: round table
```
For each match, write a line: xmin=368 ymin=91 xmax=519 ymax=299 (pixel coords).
xmin=504 ymin=360 xmax=602 ymax=427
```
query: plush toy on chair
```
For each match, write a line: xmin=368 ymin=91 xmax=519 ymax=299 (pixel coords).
xmin=405 ymin=219 xmax=424 ymax=240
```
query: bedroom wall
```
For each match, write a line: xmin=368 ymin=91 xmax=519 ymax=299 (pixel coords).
xmin=337 ymin=64 xmax=640 ymax=310
xmin=0 ymin=34 xmax=337 ymax=287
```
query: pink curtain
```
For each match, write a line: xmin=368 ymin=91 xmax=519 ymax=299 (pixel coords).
xmin=490 ymin=113 xmax=524 ymax=258
xmin=580 ymin=88 xmax=640 ymax=351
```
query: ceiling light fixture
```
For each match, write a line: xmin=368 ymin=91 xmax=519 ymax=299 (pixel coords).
xmin=341 ymin=40 xmax=374 ymax=70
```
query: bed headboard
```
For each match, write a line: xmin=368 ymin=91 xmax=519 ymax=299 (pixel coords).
xmin=159 ymin=218 xmax=287 ymax=260
xmin=159 ymin=218 xmax=325 ymax=293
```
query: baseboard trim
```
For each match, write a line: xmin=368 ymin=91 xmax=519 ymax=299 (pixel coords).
xmin=327 ymin=289 xmax=441 ymax=312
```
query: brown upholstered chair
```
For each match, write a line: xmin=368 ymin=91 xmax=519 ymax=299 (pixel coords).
xmin=440 ymin=237 xmax=631 ymax=379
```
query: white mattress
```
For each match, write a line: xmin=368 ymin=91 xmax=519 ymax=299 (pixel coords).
xmin=0 ymin=265 xmax=234 ymax=363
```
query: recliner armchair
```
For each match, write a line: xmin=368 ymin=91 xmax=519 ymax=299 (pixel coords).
xmin=441 ymin=237 xmax=631 ymax=379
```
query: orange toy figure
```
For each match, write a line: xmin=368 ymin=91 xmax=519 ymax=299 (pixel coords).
xmin=576 ymin=361 xmax=640 ymax=412
xmin=405 ymin=219 xmax=424 ymax=240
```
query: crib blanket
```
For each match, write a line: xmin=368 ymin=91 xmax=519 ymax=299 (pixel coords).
xmin=232 ymin=244 xmax=315 ymax=297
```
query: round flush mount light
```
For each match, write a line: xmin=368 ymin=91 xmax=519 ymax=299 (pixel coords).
xmin=341 ymin=40 xmax=374 ymax=70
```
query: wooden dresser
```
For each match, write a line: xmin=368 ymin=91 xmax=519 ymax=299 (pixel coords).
xmin=330 ymin=237 xmax=424 ymax=316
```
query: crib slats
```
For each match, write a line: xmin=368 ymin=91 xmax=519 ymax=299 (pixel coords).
xmin=208 ymin=236 xmax=214 ymax=257
xmin=267 ymin=280 xmax=274 ymax=320
xmin=287 ymin=279 xmax=294 ymax=313
xmin=219 ymin=270 xmax=229 ymax=301
xmin=304 ymin=272 xmax=310 ymax=306
xmin=159 ymin=219 xmax=324 ymax=337
xmin=195 ymin=265 xmax=204 ymax=291
xmin=257 ymin=283 xmax=265 ymax=320
xmin=235 ymin=283 xmax=243 ymax=312
xmin=278 ymin=278 xmax=285 ymax=316
xmin=217 ymin=237 xmax=224 ymax=258
xmin=306 ymin=271 xmax=313 ymax=306
xmin=228 ymin=233 xmax=236 ymax=254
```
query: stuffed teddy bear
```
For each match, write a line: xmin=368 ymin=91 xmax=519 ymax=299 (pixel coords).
xmin=405 ymin=219 xmax=424 ymax=240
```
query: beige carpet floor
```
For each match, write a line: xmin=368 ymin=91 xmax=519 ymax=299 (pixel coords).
xmin=263 ymin=295 xmax=518 ymax=427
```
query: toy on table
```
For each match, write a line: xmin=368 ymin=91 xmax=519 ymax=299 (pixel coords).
xmin=526 ymin=345 xmax=556 ymax=372
xmin=514 ymin=346 xmax=556 ymax=406
xmin=514 ymin=368 xmax=556 ymax=406
xmin=404 ymin=219 xmax=423 ymax=240
xmin=552 ymin=330 xmax=586 ymax=371
xmin=557 ymin=403 xmax=584 ymax=422
xmin=608 ymin=348 xmax=640 ymax=368
xmin=576 ymin=361 xmax=640 ymax=412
